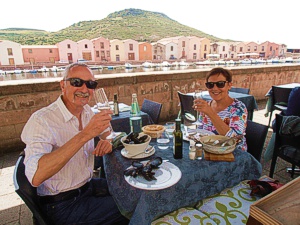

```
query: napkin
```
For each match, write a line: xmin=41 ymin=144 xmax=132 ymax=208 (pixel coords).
xmin=119 ymin=103 xmax=131 ymax=112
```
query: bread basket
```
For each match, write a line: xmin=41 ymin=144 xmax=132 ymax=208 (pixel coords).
xmin=200 ymin=135 xmax=236 ymax=154
xmin=142 ymin=124 xmax=166 ymax=138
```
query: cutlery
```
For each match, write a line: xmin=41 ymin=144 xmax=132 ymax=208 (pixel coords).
xmin=128 ymin=145 xmax=154 ymax=158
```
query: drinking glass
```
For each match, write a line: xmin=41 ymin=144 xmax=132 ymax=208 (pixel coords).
xmin=94 ymin=88 xmax=116 ymax=140
xmin=157 ymin=131 xmax=170 ymax=150
xmin=193 ymin=89 xmax=203 ymax=127
xmin=165 ymin=122 xmax=175 ymax=137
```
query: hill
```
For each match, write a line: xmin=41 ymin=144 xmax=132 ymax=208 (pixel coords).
xmin=0 ymin=8 xmax=226 ymax=45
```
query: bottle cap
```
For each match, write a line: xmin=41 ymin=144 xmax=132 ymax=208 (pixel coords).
xmin=132 ymin=93 xmax=137 ymax=97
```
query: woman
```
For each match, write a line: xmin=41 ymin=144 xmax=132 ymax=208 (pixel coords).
xmin=194 ymin=67 xmax=248 ymax=151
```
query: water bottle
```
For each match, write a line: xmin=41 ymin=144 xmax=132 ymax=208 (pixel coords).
xmin=130 ymin=93 xmax=142 ymax=134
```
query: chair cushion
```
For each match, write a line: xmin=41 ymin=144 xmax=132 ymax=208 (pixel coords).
xmin=151 ymin=207 xmax=217 ymax=225
xmin=286 ymin=87 xmax=300 ymax=116
xmin=194 ymin=180 xmax=262 ymax=224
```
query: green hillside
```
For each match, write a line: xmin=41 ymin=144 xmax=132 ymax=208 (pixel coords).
xmin=0 ymin=8 xmax=226 ymax=45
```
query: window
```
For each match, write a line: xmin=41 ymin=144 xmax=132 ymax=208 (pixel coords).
xmin=270 ymin=46 xmax=273 ymax=51
xmin=171 ymin=46 xmax=173 ymax=51
xmin=144 ymin=46 xmax=147 ymax=51
xmin=7 ymin=48 xmax=13 ymax=55
xmin=262 ymin=46 xmax=265 ymax=51
xmin=182 ymin=41 xmax=185 ymax=47
xmin=67 ymin=44 xmax=71 ymax=49
xmin=116 ymin=45 xmax=119 ymax=50
xmin=204 ymin=45 xmax=207 ymax=51
xmin=247 ymin=46 xmax=250 ymax=51
xmin=254 ymin=46 xmax=257 ymax=51
xmin=106 ymin=51 xmax=110 ymax=57
xmin=85 ymin=44 xmax=88 ymax=49
xmin=96 ymin=51 xmax=100 ymax=57
xmin=239 ymin=47 xmax=243 ymax=52
xmin=28 ymin=49 xmax=32 ymax=53
xmin=223 ymin=46 xmax=225 ymax=51
xmin=101 ymin=51 xmax=105 ymax=60
xmin=49 ymin=49 xmax=53 ymax=53
xmin=100 ymin=42 xmax=104 ymax=49
xmin=129 ymin=44 xmax=133 ymax=51
xmin=231 ymin=46 xmax=234 ymax=51
xmin=193 ymin=53 xmax=197 ymax=59
xmin=194 ymin=44 xmax=196 ymax=50
xmin=213 ymin=47 xmax=216 ymax=51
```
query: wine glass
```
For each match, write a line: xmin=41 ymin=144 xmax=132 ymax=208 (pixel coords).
xmin=93 ymin=88 xmax=117 ymax=140
xmin=193 ymin=89 xmax=203 ymax=127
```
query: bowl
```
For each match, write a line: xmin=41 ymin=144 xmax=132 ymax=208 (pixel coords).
xmin=199 ymin=135 xmax=236 ymax=154
xmin=121 ymin=133 xmax=151 ymax=156
xmin=142 ymin=125 xmax=166 ymax=138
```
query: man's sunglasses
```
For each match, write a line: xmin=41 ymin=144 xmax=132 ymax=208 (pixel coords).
xmin=64 ymin=78 xmax=98 ymax=89
xmin=205 ymin=81 xmax=228 ymax=89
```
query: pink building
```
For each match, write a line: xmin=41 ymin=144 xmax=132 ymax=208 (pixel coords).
xmin=91 ymin=37 xmax=111 ymax=62
xmin=22 ymin=45 xmax=59 ymax=64
xmin=123 ymin=39 xmax=139 ymax=61
xmin=56 ymin=39 xmax=78 ymax=63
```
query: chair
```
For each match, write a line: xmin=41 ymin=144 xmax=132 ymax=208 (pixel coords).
xmin=177 ymin=91 xmax=197 ymax=124
xmin=269 ymin=114 xmax=300 ymax=178
xmin=245 ymin=120 xmax=269 ymax=162
xmin=13 ymin=151 xmax=51 ymax=225
xmin=267 ymin=86 xmax=292 ymax=127
xmin=141 ymin=99 xmax=162 ymax=124
xmin=230 ymin=87 xmax=250 ymax=94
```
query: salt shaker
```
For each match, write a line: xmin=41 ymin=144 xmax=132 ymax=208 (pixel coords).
xmin=195 ymin=142 xmax=203 ymax=160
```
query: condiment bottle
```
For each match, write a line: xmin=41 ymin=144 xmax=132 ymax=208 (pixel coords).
xmin=173 ymin=118 xmax=183 ymax=159
xmin=113 ymin=93 xmax=119 ymax=116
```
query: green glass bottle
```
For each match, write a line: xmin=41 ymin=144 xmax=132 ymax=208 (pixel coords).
xmin=113 ymin=93 xmax=119 ymax=116
xmin=173 ymin=118 xmax=183 ymax=159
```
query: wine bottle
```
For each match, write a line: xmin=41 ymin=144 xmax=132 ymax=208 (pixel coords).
xmin=113 ymin=93 xmax=119 ymax=116
xmin=173 ymin=118 xmax=183 ymax=159
xmin=130 ymin=93 xmax=142 ymax=134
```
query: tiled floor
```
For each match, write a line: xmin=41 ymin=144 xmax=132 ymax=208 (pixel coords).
xmin=0 ymin=99 xmax=298 ymax=225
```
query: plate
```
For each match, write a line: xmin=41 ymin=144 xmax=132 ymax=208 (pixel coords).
xmin=124 ymin=161 xmax=182 ymax=190
xmin=121 ymin=146 xmax=155 ymax=159
xmin=183 ymin=129 xmax=214 ymax=141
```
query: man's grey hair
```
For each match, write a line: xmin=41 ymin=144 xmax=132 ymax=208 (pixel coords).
xmin=62 ymin=63 xmax=92 ymax=80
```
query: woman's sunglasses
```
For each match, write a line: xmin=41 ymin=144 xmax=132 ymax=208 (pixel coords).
xmin=205 ymin=81 xmax=228 ymax=89
xmin=64 ymin=78 xmax=98 ymax=89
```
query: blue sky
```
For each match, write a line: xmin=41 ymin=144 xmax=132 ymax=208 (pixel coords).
xmin=1 ymin=0 xmax=298 ymax=48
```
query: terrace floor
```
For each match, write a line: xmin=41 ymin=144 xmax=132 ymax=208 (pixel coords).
xmin=0 ymin=99 xmax=299 ymax=224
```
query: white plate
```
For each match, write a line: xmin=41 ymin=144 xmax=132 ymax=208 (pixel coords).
xmin=121 ymin=146 xmax=155 ymax=159
xmin=124 ymin=161 xmax=182 ymax=190
xmin=183 ymin=129 xmax=214 ymax=141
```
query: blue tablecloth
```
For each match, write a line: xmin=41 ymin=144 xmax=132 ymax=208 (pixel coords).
xmin=111 ymin=111 xmax=153 ymax=134
xmin=103 ymin=140 xmax=262 ymax=225
xmin=193 ymin=91 xmax=258 ymax=120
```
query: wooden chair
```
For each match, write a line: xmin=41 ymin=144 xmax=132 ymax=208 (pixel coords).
xmin=269 ymin=114 xmax=300 ymax=178
xmin=230 ymin=87 xmax=250 ymax=94
xmin=267 ymin=86 xmax=292 ymax=127
xmin=245 ymin=120 xmax=269 ymax=162
xmin=13 ymin=151 xmax=51 ymax=225
xmin=141 ymin=99 xmax=162 ymax=124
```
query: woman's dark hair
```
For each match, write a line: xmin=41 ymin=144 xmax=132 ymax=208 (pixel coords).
xmin=206 ymin=67 xmax=232 ymax=82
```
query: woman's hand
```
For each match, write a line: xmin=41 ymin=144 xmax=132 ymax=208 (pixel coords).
xmin=93 ymin=139 xmax=112 ymax=156
xmin=193 ymin=99 xmax=213 ymax=115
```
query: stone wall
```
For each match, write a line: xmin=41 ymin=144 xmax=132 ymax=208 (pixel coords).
xmin=1 ymin=65 xmax=300 ymax=154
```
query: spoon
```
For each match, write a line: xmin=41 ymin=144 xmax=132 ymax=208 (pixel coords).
xmin=128 ymin=146 xmax=154 ymax=158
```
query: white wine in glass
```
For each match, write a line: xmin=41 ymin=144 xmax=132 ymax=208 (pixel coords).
xmin=94 ymin=88 xmax=117 ymax=139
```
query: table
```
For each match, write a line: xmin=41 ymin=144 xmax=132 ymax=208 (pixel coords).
xmin=103 ymin=140 xmax=262 ymax=225
xmin=111 ymin=111 xmax=153 ymax=134
xmin=188 ymin=91 xmax=258 ymax=120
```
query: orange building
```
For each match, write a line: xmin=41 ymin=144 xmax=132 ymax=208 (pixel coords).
xmin=139 ymin=42 xmax=152 ymax=61
xmin=22 ymin=45 xmax=59 ymax=64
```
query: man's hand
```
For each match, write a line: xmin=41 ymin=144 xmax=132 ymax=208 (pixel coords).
xmin=93 ymin=139 xmax=112 ymax=156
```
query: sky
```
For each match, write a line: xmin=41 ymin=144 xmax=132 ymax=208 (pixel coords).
xmin=1 ymin=0 xmax=298 ymax=48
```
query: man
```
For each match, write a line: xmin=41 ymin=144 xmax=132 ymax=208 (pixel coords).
xmin=21 ymin=63 xmax=129 ymax=225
